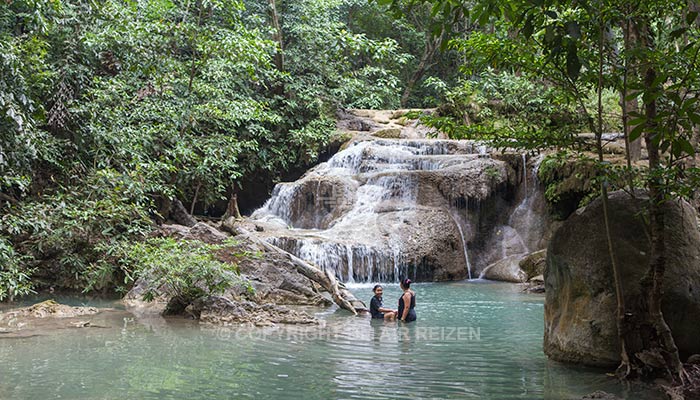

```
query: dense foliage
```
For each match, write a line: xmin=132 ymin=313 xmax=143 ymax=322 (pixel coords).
xmin=0 ymin=0 xmax=460 ymax=297
xmin=116 ymin=237 xmax=255 ymax=307
xmin=380 ymin=0 xmax=700 ymax=385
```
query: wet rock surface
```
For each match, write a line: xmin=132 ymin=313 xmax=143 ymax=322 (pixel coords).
xmin=1 ymin=300 xmax=99 ymax=319
xmin=480 ymin=255 xmax=528 ymax=283
xmin=577 ymin=391 xmax=622 ymax=400
xmin=251 ymin=125 xmax=551 ymax=282
xmin=545 ymin=191 xmax=700 ymax=367
xmin=336 ymin=108 xmax=442 ymax=140
xmin=523 ymin=274 xmax=545 ymax=293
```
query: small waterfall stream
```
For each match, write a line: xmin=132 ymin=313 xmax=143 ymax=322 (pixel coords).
xmin=252 ymin=137 xmax=544 ymax=283
xmin=449 ymin=211 xmax=473 ymax=280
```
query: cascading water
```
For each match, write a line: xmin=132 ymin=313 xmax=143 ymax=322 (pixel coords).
xmin=522 ymin=153 xmax=528 ymax=192
xmin=477 ymin=152 xmax=550 ymax=279
xmin=449 ymin=211 xmax=473 ymax=280
xmin=252 ymin=136 xmax=534 ymax=283
xmin=506 ymin=153 xmax=547 ymax=253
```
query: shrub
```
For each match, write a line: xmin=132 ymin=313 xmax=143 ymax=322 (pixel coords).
xmin=106 ymin=237 xmax=255 ymax=313
xmin=0 ymin=237 xmax=34 ymax=301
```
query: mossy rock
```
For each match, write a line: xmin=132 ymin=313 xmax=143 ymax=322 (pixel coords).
xmin=519 ymin=249 xmax=546 ymax=279
xmin=391 ymin=109 xmax=425 ymax=119
xmin=330 ymin=131 xmax=353 ymax=146
xmin=395 ymin=117 xmax=411 ymax=126
xmin=371 ymin=128 xmax=402 ymax=138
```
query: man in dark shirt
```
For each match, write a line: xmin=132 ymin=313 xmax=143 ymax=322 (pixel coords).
xmin=370 ymin=285 xmax=397 ymax=320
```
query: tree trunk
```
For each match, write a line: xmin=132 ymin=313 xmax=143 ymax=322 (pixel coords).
xmin=0 ymin=192 xmax=18 ymax=205
xmin=269 ymin=0 xmax=284 ymax=73
xmin=400 ymin=31 xmax=443 ymax=107
xmin=222 ymin=193 xmax=242 ymax=220
xmin=625 ymin=97 xmax=642 ymax=161
xmin=268 ymin=0 xmax=285 ymax=96
xmin=190 ymin=181 xmax=202 ymax=215
xmin=642 ymin=66 xmax=685 ymax=380
xmin=621 ymin=18 xmax=642 ymax=162
xmin=594 ymin=21 xmax=632 ymax=378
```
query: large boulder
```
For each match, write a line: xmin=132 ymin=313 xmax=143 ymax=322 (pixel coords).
xmin=235 ymin=240 xmax=332 ymax=307
xmin=481 ymin=254 xmax=528 ymax=282
xmin=185 ymin=296 xmax=317 ymax=326
xmin=544 ymin=191 xmax=700 ymax=367
xmin=519 ymin=249 xmax=547 ymax=279
xmin=160 ymin=222 xmax=228 ymax=244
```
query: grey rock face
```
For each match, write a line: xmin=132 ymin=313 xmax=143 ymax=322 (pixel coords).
xmin=545 ymin=191 xmax=700 ymax=367
xmin=481 ymin=255 xmax=528 ymax=283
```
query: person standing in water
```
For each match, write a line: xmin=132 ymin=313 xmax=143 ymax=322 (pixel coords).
xmin=398 ymin=278 xmax=416 ymax=323
xmin=370 ymin=285 xmax=397 ymax=320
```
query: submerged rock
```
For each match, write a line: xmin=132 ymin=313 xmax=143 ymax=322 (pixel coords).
xmin=186 ymin=296 xmax=317 ymax=326
xmin=0 ymin=300 xmax=128 ymax=338
xmin=577 ymin=391 xmax=622 ymax=400
xmin=0 ymin=300 xmax=99 ymax=319
xmin=544 ymin=191 xmax=700 ymax=367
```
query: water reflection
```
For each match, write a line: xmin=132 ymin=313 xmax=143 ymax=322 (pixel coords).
xmin=0 ymin=281 xmax=664 ymax=399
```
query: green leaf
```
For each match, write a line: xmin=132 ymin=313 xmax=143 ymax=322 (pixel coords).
xmin=669 ymin=92 xmax=682 ymax=106
xmin=681 ymin=97 xmax=698 ymax=111
xmin=688 ymin=110 xmax=700 ymax=125
xmin=544 ymin=25 xmax=556 ymax=45
xmin=565 ymin=21 xmax=581 ymax=38
xmin=678 ymin=138 xmax=696 ymax=156
xmin=629 ymin=124 xmax=645 ymax=142
xmin=660 ymin=139 xmax=671 ymax=153
xmin=687 ymin=11 xmax=698 ymax=25
xmin=629 ymin=117 xmax=646 ymax=126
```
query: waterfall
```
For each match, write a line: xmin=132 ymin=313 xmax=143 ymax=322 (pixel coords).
xmin=346 ymin=244 xmax=355 ymax=283
xmin=501 ymin=152 xmax=547 ymax=257
xmin=252 ymin=137 xmax=528 ymax=283
xmin=522 ymin=153 xmax=528 ymax=192
xmin=449 ymin=211 xmax=473 ymax=280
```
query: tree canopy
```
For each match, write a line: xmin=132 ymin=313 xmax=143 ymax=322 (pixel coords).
xmin=0 ymin=0 xmax=461 ymax=298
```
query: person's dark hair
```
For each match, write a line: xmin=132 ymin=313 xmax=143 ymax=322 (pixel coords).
xmin=400 ymin=278 xmax=411 ymax=289
xmin=373 ymin=284 xmax=383 ymax=292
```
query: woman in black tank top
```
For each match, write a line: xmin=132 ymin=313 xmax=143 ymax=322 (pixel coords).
xmin=398 ymin=278 xmax=416 ymax=322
